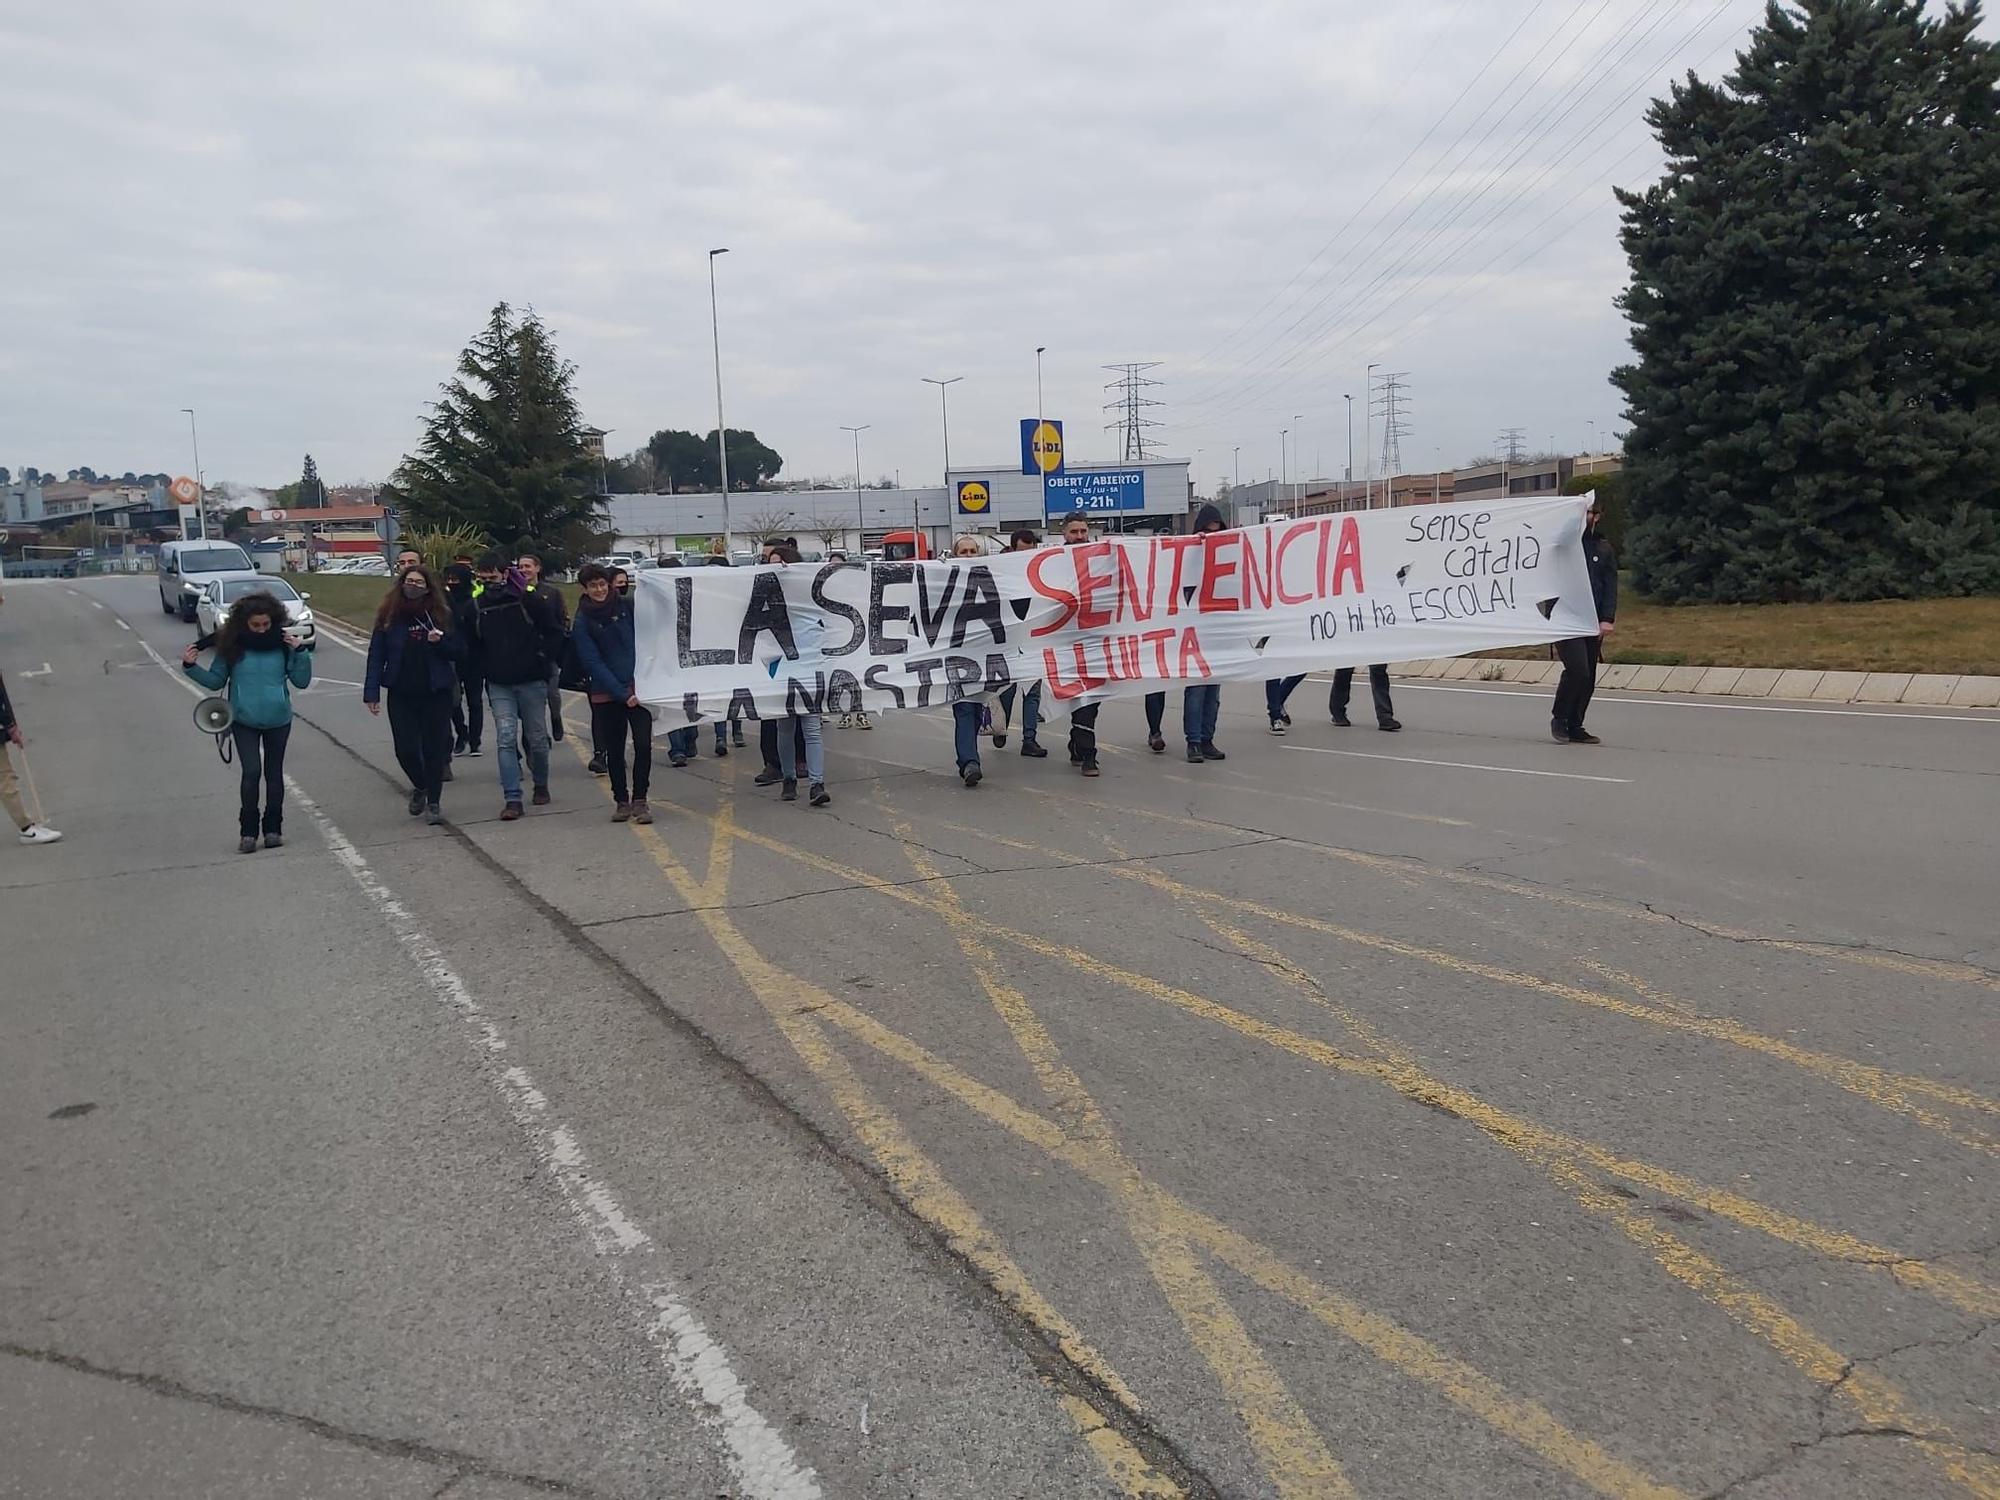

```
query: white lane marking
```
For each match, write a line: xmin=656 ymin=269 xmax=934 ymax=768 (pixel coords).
xmin=89 ymin=599 xmax=107 ymax=611
xmin=141 ymin=634 xmax=823 ymax=1500
xmin=115 ymin=620 xmax=130 ymax=632
xmin=23 ymin=662 xmax=51 ymax=677
xmin=1281 ymin=743 xmax=1632 ymax=784
xmin=1355 ymin=679 xmax=2000 ymax=723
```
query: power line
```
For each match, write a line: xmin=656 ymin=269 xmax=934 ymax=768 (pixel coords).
xmin=1103 ymin=363 xmax=1165 ymax=463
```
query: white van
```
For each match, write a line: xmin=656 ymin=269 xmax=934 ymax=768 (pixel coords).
xmin=157 ymin=539 xmax=258 ymax=621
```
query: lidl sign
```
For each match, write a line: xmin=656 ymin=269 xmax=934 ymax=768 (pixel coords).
xmin=956 ymin=479 xmax=992 ymax=515
xmin=1020 ymin=419 xmax=1064 ymax=476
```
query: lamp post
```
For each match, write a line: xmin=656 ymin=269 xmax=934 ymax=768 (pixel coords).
xmin=180 ymin=406 xmax=205 ymax=540
xmin=1344 ymin=393 xmax=1354 ymax=501
xmin=707 ymin=248 xmax=732 ymax=558
xmin=840 ymin=424 xmax=869 ymax=550
xmin=921 ymin=376 xmax=961 ymax=556
xmin=1292 ymin=414 xmax=1304 ymax=507
xmin=597 ymin=427 xmax=613 ymax=498
xmin=1035 ymin=346 xmax=1047 ymax=525
xmin=1279 ymin=429 xmax=1289 ymax=512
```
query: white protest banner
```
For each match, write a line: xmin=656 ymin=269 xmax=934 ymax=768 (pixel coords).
xmin=633 ymin=494 xmax=1600 ymax=723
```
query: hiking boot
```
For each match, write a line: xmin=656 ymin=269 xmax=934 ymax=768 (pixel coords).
xmin=587 ymin=752 xmax=608 ymax=776
xmin=532 ymin=786 xmax=551 ymax=806
xmin=754 ymin=766 xmax=784 ymax=787
xmin=1200 ymin=741 xmax=1227 ymax=761
xmin=808 ymin=783 xmax=830 ymax=807
xmin=1378 ymin=718 xmax=1402 ymax=732
xmin=632 ymin=799 xmax=654 ymax=824
xmin=961 ymin=763 xmax=983 ymax=788
xmin=408 ymin=788 xmax=426 ymax=816
xmin=237 ymin=836 xmax=259 ymax=854
xmin=1147 ymin=732 xmax=1166 ymax=754
xmin=612 ymin=801 xmax=633 ymax=822
xmin=1187 ymin=744 xmax=1205 ymax=763
xmin=263 ymin=833 xmax=284 ymax=849
xmin=1020 ymin=739 xmax=1048 ymax=758
xmin=501 ymin=801 xmax=524 ymax=821
xmin=782 ymin=778 xmax=799 ymax=802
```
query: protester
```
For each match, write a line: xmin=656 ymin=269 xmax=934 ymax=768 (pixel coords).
xmin=364 ymin=564 xmax=465 ymax=825
xmin=768 ymin=544 xmax=829 ymax=805
xmin=516 ymin=552 xmax=569 ymax=744
xmin=472 ymin=552 xmax=565 ymax=820
xmin=182 ymin=590 xmax=312 ymax=853
xmin=1265 ymin=675 xmax=1304 ymax=734
xmin=1059 ymin=513 xmax=1101 ymax=777
xmin=395 ymin=547 xmax=422 ymax=574
xmin=0 ymin=667 xmax=63 ymax=846
xmin=1553 ymin=497 xmax=1618 ymax=745
xmin=993 ymin=529 xmax=1046 ymax=756
xmin=443 ymin=563 xmax=484 ymax=757
xmin=948 ymin=535 xmax=992 ymax=787
xmin=1331 ymin=665 xmax=1400 ymax=731
xmin=1152 ymin=503 xmax=1229 ymax=762
xmin=571 ymin=563 xmax=655 ymax=822
xmin=652 ymin=558 xmax=702 ymax=765
xmin=611 ymin=566 xmax=632 ymax=599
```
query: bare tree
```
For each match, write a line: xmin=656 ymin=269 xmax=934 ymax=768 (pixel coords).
xmin=811 ymin=518 xmax=847 ymax=553
xmin=741 ymin=505 xmax=798 ymax=543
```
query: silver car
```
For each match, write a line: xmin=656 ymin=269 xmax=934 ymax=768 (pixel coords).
xmin=195 ymin=576 xmax=318 ymax=647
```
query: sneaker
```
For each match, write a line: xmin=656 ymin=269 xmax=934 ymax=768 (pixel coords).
xmin=587 ymin=752 xmax=608 ymax=776
xmin=427 ymin=804 xmax=444 ymax=825
xmin=454 ymin=736 xmax=469 ymax=755
xmin=1020 ymin=739 xmax=1048 ymax=758
xmin=1332 ymin=711 xmax=1352 ymax=728
xmin=993 ymin=732 xmax=1008 ymax=749
xmin=465 ymin=745 xmax=484 ymax=758
xmin=263 ymin=833 xmax=283 ymax=849
xmin=1378 ymin=718 xmax=1402 ymax=732
xmin=855 ymin=711 xmax=873 ymax=731
xmin=612 ymin=801 xmax=633 ymax=822
xmin=782 ymin=779 xmax=798 ymax=802
xmin=808 ymin=783 xmax=830 ymax=807
xmin=1081 ymin=760 xmax=1101 ymax=777
xmin=669 ymin=752 xmax=688 ymax=768
xmin=551 ymin=721 xmax=566 ymax=743
xmin=1269 ymin=718 xmax=1287 ymax=735
xmin=532 ymin=786 xmax=551 ymax=807
xmin=713 ymin=740 xmax=729 ymax=757
xmin=18 ymin=823 xmax=63 ymax=845
xmin=1200 ymin=741 xmax=1227 ymax=761
xmin=442 ymin=763 xmax=454 ymax=782
xmin=1569 ymin=730 xmax=1602 ymax=745
xmin=838 ymin=713 xmax=852 ymax=728
xmin=1187 ymin=744 xmax=1205 ymax=763
xmin=1281 ymin=712 xmax=1293 ymax=728
xmin=501 ymin=801 xmax=524 ymax=821
xmin=1147 ymin=732 xmax=1166 ymax=754
xmin=1552 ymin=721 xmax=1572 ymax=744
xmin=961 ymin=763 xmax=983 ymax=788
xmin=754 ymin=767 xmax=784 ymax=787
xmin=632 ymin=798 xmax=654 ymax=824
xmin=237 ymin=836 xmax=259 ymax=854
xmin=408 ymin=788 xmax=426 ymax=816
xmin=732 ymin=724 xmax=747 ymax=747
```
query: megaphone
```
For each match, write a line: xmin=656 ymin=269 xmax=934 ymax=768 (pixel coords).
xmin=193 ymin=696 xmax=234 ymax=735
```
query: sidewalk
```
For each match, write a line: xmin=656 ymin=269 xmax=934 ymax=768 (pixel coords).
xmin=1390 ymin=655 xmax=2000 ymax=708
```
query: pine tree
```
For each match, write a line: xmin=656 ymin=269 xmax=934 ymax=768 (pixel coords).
xmin=1614 ymin=0 xmax=2000 ymax=602
xmin=298 ymin=453 xmax=326 ymax=508
xmin=390 ymin=303 xmax=605 ymax=562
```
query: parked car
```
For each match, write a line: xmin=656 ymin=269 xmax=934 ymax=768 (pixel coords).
xmin=195 ymin=575 xmax=317 ymax=647
xmin=157 ymin=540 xmax=259 ymax=621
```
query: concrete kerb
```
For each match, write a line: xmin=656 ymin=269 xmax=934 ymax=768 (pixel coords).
xmin=1387 ymin=658 xmax=1993 ymax=709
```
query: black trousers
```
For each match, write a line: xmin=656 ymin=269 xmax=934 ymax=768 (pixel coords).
xmin=388 ymin=688 xmax=455 ymax=804
xmin=1332 ymin=665 xmax=1394 ymax=724
xmin=452 ymin=668 xmax=484 ymax=751
xmin=591 ymin=700 xmax=653 ymax=804
xmin=1143 ymin=691 xmax=1166 ymax=736
xmin=1068 ymin=704 xmax=1099 ymax=764
xmin=1553 ymin=636 xmax=1602 ymax=734
xmin=230 ymin=723 xmax=291 ymax=838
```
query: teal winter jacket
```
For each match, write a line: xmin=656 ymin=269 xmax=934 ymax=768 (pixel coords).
xmin=184 ymin=644 xmax=312 ymax=729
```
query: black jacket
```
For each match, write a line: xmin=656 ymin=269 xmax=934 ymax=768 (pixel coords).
xmin=472 ymin=585 xmax=566 ymax=685
xmin=1583 ymin=528 xmax=1618 ymax=623
xmin=0 ymin=670 xmax=14 ymax=734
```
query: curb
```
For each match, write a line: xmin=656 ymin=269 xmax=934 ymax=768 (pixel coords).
xmin=1388 ymin=657 xmax=2000 ymax=709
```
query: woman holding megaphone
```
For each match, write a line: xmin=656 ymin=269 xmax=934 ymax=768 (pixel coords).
xmin=182 ymin=590 xmax=313 ymax=853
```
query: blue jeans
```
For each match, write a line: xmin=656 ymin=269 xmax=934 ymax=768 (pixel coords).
xmin=952 ymin=701 xmax=983 ymax=770
xmin=998 ymin=683 xmax=1041 ymax=743
xmin=780 ymin=714 xmax=824 ymax=784
xmin=486 ymin=679 xmax=552 ymax=802
xmin=1184 ymin=684 xmax=1221 ymax=746
xmin=1265 ymin=676 xmax=1305 ymax=719
xmin=667 ymin=726 xmax=698 ymax=759
xmin=713 ymin=720 xmax=728 ymax=751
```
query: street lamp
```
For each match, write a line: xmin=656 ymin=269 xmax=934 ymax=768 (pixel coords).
xmin=707 ymin=248 xmax=732 ymax=558
xmin=1344 ymin=394 xmax=1354 ymax=495
xmin=180 ymin=406 xmax=205 ymax=540
xmin=1279 ymin=428 xmax=1290 ymax=510
xmin=1035 ymin=346 xmax=1047 ymax=525
xmin=1232 ymin=446 xmax=1241 ymax=494
xmin=921 ymin=376 xmax=962 ymax=476
xmin=840 ymin=424 xmax=869 ymax=548
xmin=1292 ymin=414 xmax=1304 ymax=506
xmin=597 ymin=427 xmax=613 ymax=498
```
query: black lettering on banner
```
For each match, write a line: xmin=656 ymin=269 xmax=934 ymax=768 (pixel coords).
xmin=862 ymin=662 xmax=906 ymax=709
xmin=811 ymin=562 xmax=866 ymax=656
xmin=736 ymin=570 xmax=800 ymax=665
xmin=915 ymin=568 xmax=960 ymax=646
xmin=681 ymin=691 xmax=704 ymax=723
xmin=676 ymin=575 xmax=736 ymax=668
xmin=950 ymin=564 xmax=1006 ymax=648
xmin=726 ymin=685 xmax=763 ymax=722
xmin=982 ymin=652 xmax=1012 ymax=693
xmin=1309 ymin=611 xmax=1340 ymax=641
xmin=785 ymin=673 xmax=826 ymax=715
xmin=869 ymin=563 xmax=913 ymax=656
xmin=943 ymin=655 xmax=983 ymax=699
xmin=907 ymin=656 xmax=943 ymax=706
xmin=825 ymin=668 xmax=864 ymax=715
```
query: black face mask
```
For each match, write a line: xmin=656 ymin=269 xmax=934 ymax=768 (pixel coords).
xmin=241 ymin=625 xmax=283 ymax=650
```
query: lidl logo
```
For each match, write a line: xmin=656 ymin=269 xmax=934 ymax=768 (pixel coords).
xmin=956 ymin=480 xmax=991 ymax=514
xmin=1019 ymin=418 xmax=1065 ymax=476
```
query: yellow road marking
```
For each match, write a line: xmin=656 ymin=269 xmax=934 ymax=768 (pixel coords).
xmin=888 ymin=809 xmax=1355 ymax=1499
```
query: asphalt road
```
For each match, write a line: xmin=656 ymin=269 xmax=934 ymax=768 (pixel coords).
xmin=2 ymin=575 xmax=1995 ymax=1500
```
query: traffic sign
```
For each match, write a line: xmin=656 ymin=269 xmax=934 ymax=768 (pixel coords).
xmin=169 ymin=475 xmax=200 ymax=505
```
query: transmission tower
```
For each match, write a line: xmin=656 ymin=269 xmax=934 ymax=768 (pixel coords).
xmin=1495 ymin=427 xmax=1528 ymax=465
xmin=1102 ymin=362 xmax=1165 ymax=462
xmin=1373 ymin=372 xmax=1411 ymax=476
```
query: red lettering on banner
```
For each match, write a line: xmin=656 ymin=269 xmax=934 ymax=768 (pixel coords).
xmin=1114 ymin=546 xmax=1155 ymax=623
xmin=1027 ymin=550 xmax=1075 ymax=637
xmin=1045 ymin=642 xmax=1107 ymax=700
xmin=1159 ymin=536 xmax=1200 ymax=616
xmin=1074 ymin=542 xmax=1115 ymax=631
xmin=1142 ymin=627 xmax=1177 ymax=675
xmin=1197 ymin=532 xmax=1240 ymax=613
xmin=1275 ymin=522 xmax=1318 ymax=605
xmin=1329 ymin=516 xmax=1364 ymax=595
xmin=1241 ymin=528 xmax=1275 ymax=612
xmin=1116 ymin=634 xmax=1142 ymax=679
xmin=1177 ymin=627 xmax=1212 ymax=678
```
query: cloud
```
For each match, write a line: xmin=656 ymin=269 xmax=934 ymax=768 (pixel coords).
xmin=0 ymin=0 xmax=1798 ymax=488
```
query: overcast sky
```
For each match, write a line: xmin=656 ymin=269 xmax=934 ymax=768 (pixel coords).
xmin=3 ymin=0 xmax=1794 ymax=494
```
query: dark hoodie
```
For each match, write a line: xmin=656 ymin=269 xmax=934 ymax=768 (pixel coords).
xmin=1192 ymin=502 xmax=1226 ymax=533
xmin=472 ymin=576 xmax=566 ymax=685
xmin=1582 ymin=521 xmax=1618 ymax=623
